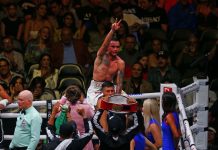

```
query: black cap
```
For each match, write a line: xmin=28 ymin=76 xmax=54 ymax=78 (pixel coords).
xmin=157 ymin=50 xmax=169 ymax=59
xmin=59 ymin=121 xmax=77 ymax=138
xmin=108 ymin=115 xmax=125 ymax=135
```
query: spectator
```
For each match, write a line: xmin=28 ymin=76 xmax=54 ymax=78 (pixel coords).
xmin=118 ymin=34 xmax=141 ymax=68
xmin=0 ymin=36 xmax=24 ymax=74
xmin=162 ymin=92 xmax=181 ymax=150
xmin=4 ymin=76 xmax=26 ymax=113
xmin=136 ymin=0 xmax=168 ymax=32
xmin=1 ymin=3 xmax=23 ymax=40
xmin=53 ymin=11 xmax=82 ymax=42
xmin=148 ymin=51 xmax=181 ymax=92
xmin=116 ymin=20 xmax=130 ymax=48
xmin=50 ymin=27 xmax=92 ymax=70
xmin=76 ymin=0 xmax=106 ymax=32
xmin=87 ymin=10 xmax=111 ymax=59
xmin=124 ymin=62 xmax=153 ymax=94
xmin=61 ymin=12 xmax=77 ymax=35
xmin=143 ymin=99 xmax=162 ymax=148
xmin=48 ymin=0 xmax=63 ymax=29
xmin=24 ymin=3 xmax=53 ymax=44
xmin=0 ymin=57 xmax=23 ymax=87
xmin=25 ymin=26 xmax=52 ymax=69
xmin=118 ymin=0 xmax=139 ymax=17
xmin=208 ymin=126 xmax=218 ymax=150
xmin=109 ymin=2 xmax=145 ymax=31
xmin=9 ymin=76 xmax=25 ymax=100
xmin=18 ymin=1 xmax=35 ymax=22
xmin=125 ymin=54 xmax=149 ymax=80
xmin=175 ymin=34 xmax=205 ymax=80
xmin=168 ymin=0 xmax=197 ymax=33
xmin=9 ymin=90 xmax=42 ymax=150
xmin=197 ymin=1 xmax=217 ymax=34
xmin=147 ymin=37 xmax=168 ymax=69
xmin=31 ymin=53 xmax=58 ymax=89
xmin=60 ymin=0 xmax=80 ymax=28
xmin=137 ymin=54 xmax=149 ymax=79
xmin=28 ymin=76 xmax=56 ymax=112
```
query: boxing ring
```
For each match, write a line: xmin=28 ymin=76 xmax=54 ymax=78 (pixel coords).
xmin=1 ymin=76 xmax=208 ymax=150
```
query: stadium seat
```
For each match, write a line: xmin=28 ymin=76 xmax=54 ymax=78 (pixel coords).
xmin=28 ymin=64 xmax=39 ymax=75
xmin=58 ymin=64 xmax=85 ymax=80
xmin=58 ymin=77 xmax=86 ymax=95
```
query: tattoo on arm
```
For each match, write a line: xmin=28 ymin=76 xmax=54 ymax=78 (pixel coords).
xmin=102 ymin=55 xmax=110 ymax=65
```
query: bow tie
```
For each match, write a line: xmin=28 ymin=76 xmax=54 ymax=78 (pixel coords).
xmin=21 ymin=110 xmax=26 ymax=115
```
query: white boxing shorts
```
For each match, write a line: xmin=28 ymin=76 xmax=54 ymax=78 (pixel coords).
xmin=87 ymin=80 xmax=104 ymax=107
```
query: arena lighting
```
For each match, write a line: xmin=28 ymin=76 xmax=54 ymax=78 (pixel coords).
xmin=1 ymin=77 xmax=208 ymax=150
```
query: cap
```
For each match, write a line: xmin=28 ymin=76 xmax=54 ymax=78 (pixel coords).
xmin=157 ymin=50 xmax=169 ymax=59
xmin=60 ymin=121 xmax=77 ymax=137
xmin=208 ymin=127 xmax=216 ymax=134
xmin=108 ymin=115 xmax=125 ymax=135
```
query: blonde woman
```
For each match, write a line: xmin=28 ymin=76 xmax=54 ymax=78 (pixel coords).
xmin=143 ymin=99 xmax=162 ymax=149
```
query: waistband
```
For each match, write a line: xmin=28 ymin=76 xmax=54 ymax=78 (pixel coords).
xmin=92 ymin=80 xmax=104 ymax=84
xmin=91 ymin=80 xmax=104 ymax=88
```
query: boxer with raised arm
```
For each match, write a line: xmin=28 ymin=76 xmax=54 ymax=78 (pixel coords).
xmin=87 ymin=20 xmax=125 ymax=107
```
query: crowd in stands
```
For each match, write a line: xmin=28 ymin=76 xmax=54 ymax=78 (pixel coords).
xmin=0 ymin=0 xmax=218 ymax=149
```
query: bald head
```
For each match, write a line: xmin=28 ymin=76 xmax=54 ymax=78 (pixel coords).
xmin=18 ymin=90 xmax=33 ymax=109
xmin=19 ymin=90 xmax=33 ymax=101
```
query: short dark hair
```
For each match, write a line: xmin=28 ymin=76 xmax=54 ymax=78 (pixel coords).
xmin=59 ymin=121 xmax=77 ymax=138
xmin=101 ymin=81 xmax=114 ymax=91
xmin=111 ymin=35 xmax=120 ymax=42
xmin=10 ymin=76 xmax=25 ymax=87
xmin=29 ymin=76 xmax=46 ymax=91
